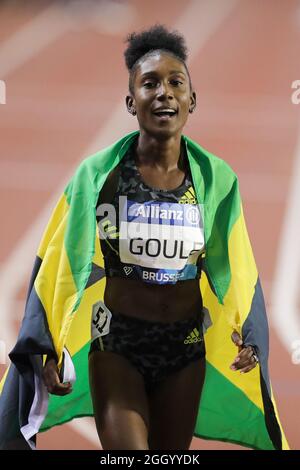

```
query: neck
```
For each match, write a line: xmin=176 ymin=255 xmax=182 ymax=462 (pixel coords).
xmin=136 ymin=131 xmax=183 ymax=172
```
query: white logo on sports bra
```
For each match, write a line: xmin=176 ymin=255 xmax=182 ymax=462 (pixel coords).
xmin=186 ymin=206 xmax=200 ymax=225
xmin=123 ymin=266 xmax=133 ymax=276
xmin=129 ymin=204 xmax=184 ymax=221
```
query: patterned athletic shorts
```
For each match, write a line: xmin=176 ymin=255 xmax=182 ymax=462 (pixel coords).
xmin=89 ymin=309 xmax=206 ymax=392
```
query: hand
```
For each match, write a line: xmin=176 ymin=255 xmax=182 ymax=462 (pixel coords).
xmin=230 ymin=331 xmax=259 ymax=374
xmin=42 ymin=358 xmax=73 ymax=395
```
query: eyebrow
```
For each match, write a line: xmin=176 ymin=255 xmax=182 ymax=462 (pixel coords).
xmin=169 ymin=70 xmax=186 ymax=76
xmin=140 ymin=70 xmax=187 ymax=79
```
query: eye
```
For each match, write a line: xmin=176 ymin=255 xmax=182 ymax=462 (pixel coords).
xmin=170 ymin=79 xmax=183 ymax=86
xmin=143 ymin=81 xmax=156 ymax=89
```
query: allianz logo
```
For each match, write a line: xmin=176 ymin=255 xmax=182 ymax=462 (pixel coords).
xmin=128 ymin=203 xmax=200 ymax=224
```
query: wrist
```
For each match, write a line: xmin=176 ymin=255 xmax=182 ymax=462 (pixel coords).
xmin=45 ymin=353 xmax=58 ymax=365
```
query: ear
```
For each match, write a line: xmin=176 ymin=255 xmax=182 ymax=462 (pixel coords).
xmin=189 ymin=90 xmax=197 ymax=114
xmin=126 ymin=95 xmax=136 ymax=116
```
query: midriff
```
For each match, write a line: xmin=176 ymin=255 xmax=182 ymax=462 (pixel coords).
xmin=104 ymin=277 xmax=202 ymax=323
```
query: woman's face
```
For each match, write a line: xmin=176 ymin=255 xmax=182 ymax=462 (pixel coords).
xmin=127 ymin=52 xmax=196 ymax=139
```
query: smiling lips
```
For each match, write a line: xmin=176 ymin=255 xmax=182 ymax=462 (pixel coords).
xmin=152 ymin=107 xmax=178 ymax=120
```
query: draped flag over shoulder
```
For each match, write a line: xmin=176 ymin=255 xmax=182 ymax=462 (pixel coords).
xmin=0 ymin=131 xmax=289 ymax=450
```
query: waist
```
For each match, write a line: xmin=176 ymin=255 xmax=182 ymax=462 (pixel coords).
xmin=104 ymin=276 xmax=203 ymax=323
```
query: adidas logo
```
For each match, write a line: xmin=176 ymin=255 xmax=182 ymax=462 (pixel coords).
xmin=123 ymin=266 xmax=133 ymax=276
xmin=179 ymin=187 xmax=197 ymax=205
xmin=184 ymin=328 xmax=202 ymax=344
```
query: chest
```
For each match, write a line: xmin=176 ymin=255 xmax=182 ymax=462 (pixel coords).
xmin=137 ymin=165 xmax=186 ymax=191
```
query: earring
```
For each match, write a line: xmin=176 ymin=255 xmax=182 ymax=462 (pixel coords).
xmin=131 ymin=109 xmax=136 ymax=116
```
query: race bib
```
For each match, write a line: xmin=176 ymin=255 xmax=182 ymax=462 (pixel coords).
xmin=119 ymin=199 xmax=204 ymax=271
xmin=91 ymin=301 xmax=112 ymax=340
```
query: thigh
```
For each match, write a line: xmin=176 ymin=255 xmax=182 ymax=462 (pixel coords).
xmin=89 ymin=350 xmax=150 ymax=450
xmin=148 ymin=357 xmax=206 ymax=450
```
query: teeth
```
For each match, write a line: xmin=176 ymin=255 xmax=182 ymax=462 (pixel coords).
xmin=154 ymin=109 xmax=176 ymax=116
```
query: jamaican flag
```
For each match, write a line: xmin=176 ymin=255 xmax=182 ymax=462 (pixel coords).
xmin=0 ymin=131 xmax=289 ymax=450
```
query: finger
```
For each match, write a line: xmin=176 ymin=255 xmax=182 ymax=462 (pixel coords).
xmin=54 ymin=381 xmax=72 ymax=389
xmin=245 ymin=347 xmax=255 ymax=359
xmin=48 ymin=382 xmax=73 ymax=395
xmin=44 ymin=369 xmax=71 ymax=392
xmin=49 ymin=387 xmax=73 ymax=396
xmin=230 ymin=347 xmax=256 ymax=369
xmin=230 ymin=348 xmax=248 ymax=369
xmin=43 ymin=374 xmax=57 ymax=391
xmin=230 ymin=357 xmax=240 ymax=370
xmin=43 ymin=371 xmax=61 ymax=391
xmin=238 ymin=348 xmax=259 ymax=368
xmin=233 ymin=357 xmax=240 ymax=365
xmin=249 ymin=354 xmax=259 ymax=365
xmin=231 ymin=347 xmax=250 ymax=363
xmin=239 ymin=355 xmax=259 ymax=372
xmin=53 ymin=385 xmax=73 ymax=396
xmin=239 ymin=364 xmax=256 ymax=373
xmin=231 ymin=331 xmax=243 ymax=347
xmin=237 ymin=347 xmax=254 ymax=364
xmin=43 ymin=363 xmax=59 ymax=384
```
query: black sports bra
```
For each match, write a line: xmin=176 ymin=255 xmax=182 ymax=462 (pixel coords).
xmin=96 ymin=145 xmax=205 ymax=285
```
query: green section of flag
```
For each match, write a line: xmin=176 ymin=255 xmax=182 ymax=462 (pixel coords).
xmin=63 ymin=132 xmax=139 ymax=310
xmin=185 ymin=137 xmax=241 ymax=303
xmin=195 ymin=362 xmax=274 ymax=450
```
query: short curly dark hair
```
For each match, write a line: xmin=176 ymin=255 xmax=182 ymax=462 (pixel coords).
xmin=124 ymin=24 xmax=191 ymax=93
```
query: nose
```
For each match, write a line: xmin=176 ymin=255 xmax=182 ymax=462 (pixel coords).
xmin=157 ymin=81 xmax=173 ymax=101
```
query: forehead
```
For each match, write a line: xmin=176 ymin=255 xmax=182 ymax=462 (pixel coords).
xmin=136 ymin=52 xmax=188 ymax=77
